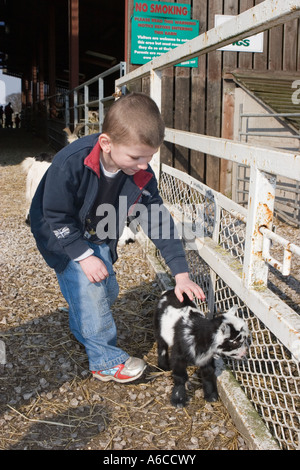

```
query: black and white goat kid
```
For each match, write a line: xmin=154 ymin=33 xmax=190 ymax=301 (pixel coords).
xmin=154 ymin=289 xmax=249 ymax=408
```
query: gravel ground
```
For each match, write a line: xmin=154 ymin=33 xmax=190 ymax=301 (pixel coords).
xmin=0 ymin=128 xmax=251 ymax=451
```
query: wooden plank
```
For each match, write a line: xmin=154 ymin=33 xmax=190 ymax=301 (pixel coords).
xmin=220 ymin=77 xmax=235 ymax=197
xmin=48 ymin=1 xmax=56 ymax=118
xmin=283 ymin=18 xmax=298 ymax=71
xmin=252 ymin=0 xmax=267 ymax=71
xmin=190 ymin=0 xmax=206 ymax=182
xmin=206 ymin=0 xmax=223 ymax=190
xmin=233 ymin=69 xmax=300 ymax=80
xmin=161 ymin=67 xmax=174 ymax=166
xmin=238 ymin=0 xmax=255 ymax=70
xmin=269 ymin=24 xmax=283 ymax=70
xmin=174 ymin=0 xmax=190 ymax=173
xmin=68 ymin=0 xmax=80 ymax=91
xmin=174 ymin=68 xmax=190 ymax=173
xmin=220 ymin=0 xmax=239 ymax=195
xmin=297 ymin=18 xmax=300 ymax=72
xmin=223 ymin=0 xmax=239 ymax=72
xmin=160 ymin=0 xmax=176 ymax=167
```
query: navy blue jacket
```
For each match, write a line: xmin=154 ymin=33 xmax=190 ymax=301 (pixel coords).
xmin=30 ymin=133 xmax=189 ymax=275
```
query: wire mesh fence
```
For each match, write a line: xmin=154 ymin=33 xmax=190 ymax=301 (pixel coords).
xmin=158 ymin=165 xmax=300 ymax=450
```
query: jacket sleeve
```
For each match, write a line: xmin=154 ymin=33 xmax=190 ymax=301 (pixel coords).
xmin=42 ymin=162 xmax=91 ymax=261
xmin=138 ymin=178 xmax=189 ymax=277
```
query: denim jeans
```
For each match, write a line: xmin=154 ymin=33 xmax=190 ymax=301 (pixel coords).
xmin=56 ymin=242 xmax=129 ymax=371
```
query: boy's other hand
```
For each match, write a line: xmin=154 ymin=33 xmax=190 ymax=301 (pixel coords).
xmin=79 ymin=255 xmax=109 ymax=283
xmin=174 ymin=272 xmax=206 ymax=303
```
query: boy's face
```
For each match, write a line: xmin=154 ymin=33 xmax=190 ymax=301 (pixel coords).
xmin=99 ymin=134 xmax=158 ymax=175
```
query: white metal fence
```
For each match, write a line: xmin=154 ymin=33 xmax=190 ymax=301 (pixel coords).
xmin=115 ymin=0 xmax=300 ymax=450
xmin=65 ymin=62 xmax=126 ymax=134
xmin=27 ymin=63 xmax=126 ymax=150
xmin=236 ymin=104 xmax=300 ymax=226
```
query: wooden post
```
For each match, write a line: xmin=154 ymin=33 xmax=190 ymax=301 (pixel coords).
xmin=150 ymin=69 xmax=162 ymax=181
xmin=69 ymin=0 xmax=79 ymax=91
xmin=174 ymin=0 xmax=190 ymax=174
xmin=190 ymin=0 xmax=207 ymax=183
xmin=38 ymin=40 xmax=45 ymax=103
xmin=48 ymin=2 xmax=56 ymax=118
xmin=32 ymin=56 xmax=38 ymax=108
xmin=206 ymin=0 xmax=222 ymax=191
xmin=220 ymin=75 xmax=235 ymax=197
xmin=68 ymin=0 xmax=79 ymax=130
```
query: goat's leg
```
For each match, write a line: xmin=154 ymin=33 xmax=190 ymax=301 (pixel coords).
xmin=156 ymin=336 xmax=170 ymax=371
xmin=199 ymin=358 xmax=218 ymax=402
xmin=171 ymin=353 xmax=189 ymax=408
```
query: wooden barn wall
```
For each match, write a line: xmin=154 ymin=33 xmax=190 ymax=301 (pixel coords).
xmin=126 ymin=0 xmax=300 ymax=190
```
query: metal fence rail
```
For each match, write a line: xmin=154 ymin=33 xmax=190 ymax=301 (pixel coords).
xmin=28 ymin=62 xmax=126 ymax=150
xmin=65 ymin=62 xmax=126 ymax=134
xmin=235 ymin=163 xmax=300 ymax=227
xmin=115 ymin=0 xmax=300 ymax=450
xmin=236 ymin=105 xmax=300 ymax=226
xmin=158 ymin=163 xmax=300 ymax=450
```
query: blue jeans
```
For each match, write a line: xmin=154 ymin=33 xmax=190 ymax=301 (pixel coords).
xmin=56 ymin=242 xmax=129 ymax=371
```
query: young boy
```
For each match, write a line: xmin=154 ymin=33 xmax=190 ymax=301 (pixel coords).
xmin=30 ymin=93 xmax=205 ymax=383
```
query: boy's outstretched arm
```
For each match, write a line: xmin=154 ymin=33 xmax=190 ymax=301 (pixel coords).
xmin=174 ymin=272 xmax=206 ymax=303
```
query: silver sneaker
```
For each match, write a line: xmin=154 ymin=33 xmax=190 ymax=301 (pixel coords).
xmin=92 ymin=357 xmax=147 ymax=383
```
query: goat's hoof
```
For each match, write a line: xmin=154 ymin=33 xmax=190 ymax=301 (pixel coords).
xmin=175 ymin=403 xmax=184 ymax=409
xmin=171 ymin=389 xmax=187 ymax=408
xmin=157 ymin=361 xmax=170 ymax=371
xmin=171 ymin=398 xmax=186 ymax=408
xmin=204 ymin=392 xmax=219 ymax=402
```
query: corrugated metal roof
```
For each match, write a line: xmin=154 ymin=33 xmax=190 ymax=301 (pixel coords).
xmin=231 ymin=71 xmax=300 ymax=131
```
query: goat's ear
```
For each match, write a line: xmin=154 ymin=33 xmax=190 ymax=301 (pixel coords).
xmin=220 ymin=322 xmax=231 ymax=337
xmin=226 ymin=305 xmax=239 ymax=317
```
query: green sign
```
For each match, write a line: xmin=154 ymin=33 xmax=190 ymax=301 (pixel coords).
xmin=131 ymin=1 xmax=199 ymax=68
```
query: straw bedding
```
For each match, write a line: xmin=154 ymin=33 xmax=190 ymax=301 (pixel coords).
xmin=1 ymin=127 xmax=285 ymax=451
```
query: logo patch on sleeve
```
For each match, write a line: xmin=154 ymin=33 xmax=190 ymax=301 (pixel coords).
xmin=53 ymin=227 xmax=70 ymax=239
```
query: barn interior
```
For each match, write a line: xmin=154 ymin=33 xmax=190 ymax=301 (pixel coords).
xmin=0 ymin=0 xmax=125 ymax=97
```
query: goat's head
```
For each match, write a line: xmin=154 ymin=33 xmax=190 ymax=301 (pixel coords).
xmin=214 ymin=306 xmax=250 ymax=360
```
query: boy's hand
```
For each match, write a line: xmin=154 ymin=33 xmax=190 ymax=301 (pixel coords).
xmin=174 ymin=272 xmax=206 ymax=303
xmin=79 ymin=255 xmax=109 ymax=283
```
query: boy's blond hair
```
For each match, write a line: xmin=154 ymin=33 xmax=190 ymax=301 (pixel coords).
xmin=102 ymin=92 xmax=165 ymax=148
